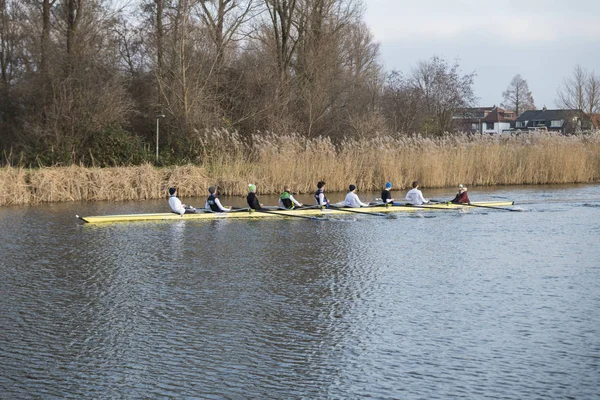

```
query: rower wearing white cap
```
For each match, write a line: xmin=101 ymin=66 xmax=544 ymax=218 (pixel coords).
xmin=450 ymin=184 xmax=470 ymax=204
xmin=343 ymin=184 xmax=369 ymax=207
xmin=205 ymin=186 xmax=231 ymax=212
xmin=381 ymin=181 xmax=394 ymax=204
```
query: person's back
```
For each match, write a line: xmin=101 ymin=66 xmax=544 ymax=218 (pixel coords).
xmin=279 ymin=187 xmax=303 ymax=209
xmin=247 ymin=184 xmax=262 ymax=210
xmin=405 ymin=181 xmax=428 ymax=205
xmin=205 ymin=186 xmax=231 ymax=212
xmin=168 ymin=187 xmax=194 ymax=215
xmin=344 ymin=185 xmax=368 ymax=207
xmin=315 ymin=181 xmax=329 ymax=207
xmin=381 ymin=181 xmax=394 ymax=204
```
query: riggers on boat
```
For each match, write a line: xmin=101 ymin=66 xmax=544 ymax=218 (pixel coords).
xmin=77 ymin=201 xmax=516 ymax=224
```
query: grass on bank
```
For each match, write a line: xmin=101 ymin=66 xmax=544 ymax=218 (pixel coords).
xmin=1 ymin=131 xmax=599 ymax=206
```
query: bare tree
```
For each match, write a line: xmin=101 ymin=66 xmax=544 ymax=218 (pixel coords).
xmin=557 ymin=65 xmax=600 ymax=115
xmin=264 ymin=0 xmax=298 ymax=82
xmin=198 ymin=0 xmax=256 ymax=69
xmin=501 ymin=74 xmax=535 ymax=115
xmin=381 ymin=70 xmax=425 ymax=133
xmin=411 ymin=56 xmax=476 ymax=134
xmin=557 ymin=65 xmax=586 ymax=111
xmin=586 ymin=73 xmax=600 ymax=115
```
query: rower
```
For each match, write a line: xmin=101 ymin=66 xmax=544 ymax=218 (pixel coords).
xmin=247 ymin=184 xmax=263 ymax=210
xmin=344 ymin=184 xmax=369 ymax=207
xmin=315 ymin=181 xmax=329 ymax=208
xmin=381 ymin=181 xmax=394 ymax=204
xmin=168 ymin=187 xmax=196 ymax=216
xmin=405 ymin=181 xmax=429 ymax=205
xmin=205 ymin=186 xmax=231 ymax=212
xmin=450 ymin=184 xmax=470 ymax=204
xmin=278 ymin=186 xmax=303 ymax=209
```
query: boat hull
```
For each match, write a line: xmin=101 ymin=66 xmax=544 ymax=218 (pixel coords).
xmin=78 ymin=201 xmax=515 ymax=224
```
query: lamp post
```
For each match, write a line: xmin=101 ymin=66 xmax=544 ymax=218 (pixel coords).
xmin=156 ymin=114 xmax=165 ymax=162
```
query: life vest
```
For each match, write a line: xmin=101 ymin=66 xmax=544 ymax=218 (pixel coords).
xmin=207 ymin=193 xmax=221 ymax=212
xmin=280 ymin=191 xmax=294 ymax=209
xmin=315 ymin=189 xmax=327 ymax=205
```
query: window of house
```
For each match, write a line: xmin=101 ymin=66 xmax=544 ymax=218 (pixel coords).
xmin=471 ymin=123 xmax=479 ymax=131
xmin=550 ymin=119 xmax=564 ymax=127
xmin=486 ymin=122 xmax=495 ymax=130
xmin=516 ymin=120 xmax=528 ymax=128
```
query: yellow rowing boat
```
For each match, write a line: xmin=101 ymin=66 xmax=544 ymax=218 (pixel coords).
xmin=77 ymin=201 xmax=516 ymax=223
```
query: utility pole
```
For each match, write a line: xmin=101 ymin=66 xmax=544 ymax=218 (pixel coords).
xmin=156 ymin=115 xmax=165 ymax=162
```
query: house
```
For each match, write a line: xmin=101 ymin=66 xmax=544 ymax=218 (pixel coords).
xmin=454 ymin=106 xmax=516 ymax=134
xmin=591 ymin=114 xmax=600 ymax=129
xmin=513 ymin=108 xmax=592 ymax=134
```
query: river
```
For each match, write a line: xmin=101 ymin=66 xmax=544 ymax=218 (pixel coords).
xmin=1 ymin=184 xmax=599 ymax=399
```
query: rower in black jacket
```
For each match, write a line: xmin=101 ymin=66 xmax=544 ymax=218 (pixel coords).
xmin=246 ymin=184 xmax=263 ymax=210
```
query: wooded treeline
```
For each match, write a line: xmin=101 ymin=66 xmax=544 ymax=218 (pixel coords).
xmin=0 ymin=0 xmax=477 ymax=166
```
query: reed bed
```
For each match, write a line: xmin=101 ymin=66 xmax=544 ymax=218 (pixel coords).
xmin=2 ymin=130 xmax=599 ymax=206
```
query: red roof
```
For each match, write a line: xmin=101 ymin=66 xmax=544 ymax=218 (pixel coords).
xmin=482 ymin=107 xmax=517 ymax=123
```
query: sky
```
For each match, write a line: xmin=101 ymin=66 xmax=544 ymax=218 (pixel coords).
xmin=364 ymin=0 xmax=600 ymax=109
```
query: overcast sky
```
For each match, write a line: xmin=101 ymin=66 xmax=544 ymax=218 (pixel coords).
xmin=364 ymin=0 xmax=600 ymax=109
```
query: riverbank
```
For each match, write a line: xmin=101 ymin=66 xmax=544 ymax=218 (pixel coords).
xmin=2 ymin=132 xmax=599 ymax=206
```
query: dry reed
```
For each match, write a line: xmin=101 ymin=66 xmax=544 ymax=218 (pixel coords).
xmin=2 ymin=130 xmax=600 ymax=206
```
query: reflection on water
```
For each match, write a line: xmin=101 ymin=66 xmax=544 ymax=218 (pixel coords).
xmin=1 ymin=184 xmax=599 ymax=398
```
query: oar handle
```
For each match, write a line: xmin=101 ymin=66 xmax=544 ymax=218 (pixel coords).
xmin=249 ymin=208 xmax=320 ymax=220
xmin=328 ymin=205 xmax=387 ymax=216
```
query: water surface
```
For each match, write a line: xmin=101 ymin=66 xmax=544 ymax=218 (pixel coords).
xmin=1 ymin=185 xmax=599 ymax=399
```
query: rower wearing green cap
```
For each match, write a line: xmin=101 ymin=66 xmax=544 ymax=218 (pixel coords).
xmin=247 ymin=184 xmax=263 ymax=210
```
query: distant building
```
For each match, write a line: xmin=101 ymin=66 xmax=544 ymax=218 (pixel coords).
xmin=591 ymin=114 xmax=600 ymax=129
xmin=513 ymin=108 xmax=592 ymax=134
xmin=454 ymin=106 xmax=516 ymax=134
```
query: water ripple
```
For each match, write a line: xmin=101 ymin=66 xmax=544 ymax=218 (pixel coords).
xmin=1 ymin=189 xmax=600 ymax=398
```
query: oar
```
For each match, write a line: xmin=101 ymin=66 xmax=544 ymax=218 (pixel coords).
xmin=430 ymin=200 xmax=521 ymax=212
xmin=229 ymin=207 xmax=251 ymax=212
xmin=393 ymin=202 xmax=458 ymax=211
xmin=465 ymin=202 xmax=521 ymax=212
xmin=373 ymin=200 xmax=453 ymax=211
xmin=327 ymin=205 xmax=387 ymax=216
xmin=249 ymin=208 xmax=322 ymax=221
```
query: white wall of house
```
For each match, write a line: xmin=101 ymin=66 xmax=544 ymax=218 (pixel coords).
xmin=482 ymin=122 xmax=511 ymax=134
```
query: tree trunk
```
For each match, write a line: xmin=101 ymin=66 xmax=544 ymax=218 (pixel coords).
xmin=40 ymin=0 xmax=53 ymax=78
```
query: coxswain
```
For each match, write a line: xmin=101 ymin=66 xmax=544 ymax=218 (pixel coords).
xmin=278 ymin=186 xmax=303 ymax=209
xmin=315 ymin=181 xmax=329 ymax=208
xmin=168 ymin=187 xmax=196 ymax=215
xmin=381 ymin=181 xmax=394 ymax=204
xmin=450 ymin=184 xmax=470 ymax=204
xmin=205 ymin=186 xmax=231 ymax=212
xmin=344 ymin=184 xmax=369 ymax=207
xmin=246 ymin=184 xmax=263 ymax=210
xmin=405 ymin=181 xmax=429 ymax=205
